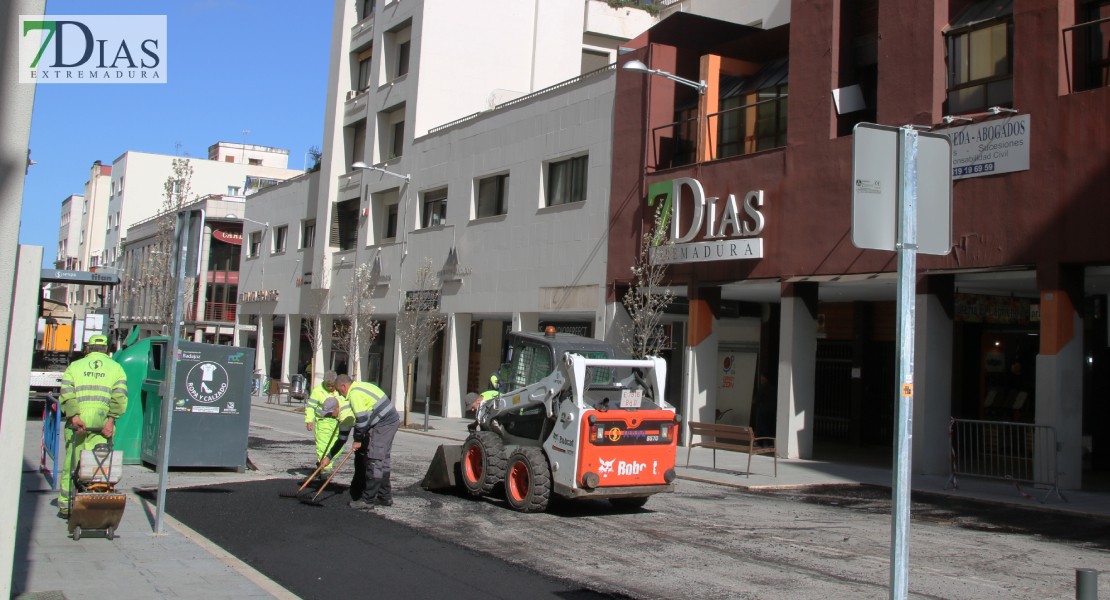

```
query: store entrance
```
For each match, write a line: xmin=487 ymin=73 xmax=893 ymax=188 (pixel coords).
xmin=953 ymin=324 xmax=1037 ymax=422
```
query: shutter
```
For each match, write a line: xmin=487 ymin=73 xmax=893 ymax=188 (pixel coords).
xmin=329 ymin=205 xmax=341 ymax=247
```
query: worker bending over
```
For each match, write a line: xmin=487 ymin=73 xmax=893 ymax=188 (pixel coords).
xmin=305 ymin=370 xmax=349 ymax=474
xmin=334 ymin=374 xmax=399 ymax=510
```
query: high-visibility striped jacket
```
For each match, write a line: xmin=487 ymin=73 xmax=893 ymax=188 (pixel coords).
xmin=346 ymin=382 xmax=398 ymax=442
xmin=60 ymin=351 xmax=128 ymax=430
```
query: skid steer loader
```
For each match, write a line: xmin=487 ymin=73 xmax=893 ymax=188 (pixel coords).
xmin=422 ymin=327 xmax=680 ymax=512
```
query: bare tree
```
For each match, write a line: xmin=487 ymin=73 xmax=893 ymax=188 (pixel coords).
xmin=398 ymin=258 xmax=446 ymax=426
xmin=620 ymin=207 xmax=675 ymax=359
xmin=340 ymin=263 xmax=379 ymax=379
xmin=118 ymin=158 xmax=195 ymax=336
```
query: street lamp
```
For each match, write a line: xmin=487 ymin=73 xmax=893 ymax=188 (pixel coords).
xmin=351 ymin=161 xmax=411 ymax=181
xmin=622 ymin=59 xmax=707 ymax=94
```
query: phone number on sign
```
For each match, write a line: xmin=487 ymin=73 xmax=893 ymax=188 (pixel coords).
xmin=952 ymin=163 xmax=995 ymax=177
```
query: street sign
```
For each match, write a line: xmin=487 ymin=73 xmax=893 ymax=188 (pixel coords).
xmin=851 ymin=123 xmax=953 ymax=255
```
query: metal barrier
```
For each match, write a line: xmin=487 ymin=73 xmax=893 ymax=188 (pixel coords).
xmin=40 ymin=394 xmax=64 ymax=490
xmin=947 ymin=418 xmax=1066 ymax=503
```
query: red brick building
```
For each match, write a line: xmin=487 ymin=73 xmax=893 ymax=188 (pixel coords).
xmin=608 ymin=2 xmax=1109 ymax=489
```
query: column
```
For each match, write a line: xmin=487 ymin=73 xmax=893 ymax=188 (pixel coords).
xmin=685 ymin=286 xmax=720 ymax=434
xmin=513 ymin=312 xmax=538 ymax=333
xmin=390 ymin=325 xmax=407 ymax=413
xmin=444 ymin=313 xmax=472 ymax=418
xmin=192 ymin=224 xmax=212 ymax=342
xmin=777 ymin=282 xmax=817 ymax=459
xmin=281 ymin=314 xmax=295 ymax=383
xmin=1035 ymin=266 xmax=1084 ymax=490
xmin=257 ymin=316 xmax=273 ymax=378
xmin=913 ymin=274 xmax=954 ymax=475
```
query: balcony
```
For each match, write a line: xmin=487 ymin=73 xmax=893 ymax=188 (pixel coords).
xmin=350 ymin=15 xmax=374 ymax=51
xmin=188 ymin=301 xmax=237 ymax=323
xmin=649 ymin=93 xmax=788 ymax=170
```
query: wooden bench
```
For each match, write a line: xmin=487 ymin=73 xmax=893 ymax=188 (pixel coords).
xmin=685 ymin=421 xmax=777 ymax=477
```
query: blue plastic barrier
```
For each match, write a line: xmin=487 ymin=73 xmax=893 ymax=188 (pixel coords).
xmin=40 ymin=394 xmax=63 ymax=490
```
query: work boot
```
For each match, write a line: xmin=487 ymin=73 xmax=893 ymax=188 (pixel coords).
xmin=348 ymin=499 xmax=374 ymax=511
xmin=57 ymin=507 xmax=69 ymax=519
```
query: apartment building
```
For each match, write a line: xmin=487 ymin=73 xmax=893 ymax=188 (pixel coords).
xmin=50 ymin=163 xmax=112 ymax=312
xmin=608 ymin=1 xmax=1110 ymax=489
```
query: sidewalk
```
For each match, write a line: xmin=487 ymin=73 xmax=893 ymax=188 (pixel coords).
xmin=14 ymin=396 xmax=1108 ymax=599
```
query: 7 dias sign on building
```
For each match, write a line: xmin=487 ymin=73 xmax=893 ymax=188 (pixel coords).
xmin=647 ymin=177 xmax=765 ymax=265
xmin=18 ymin=15 xmax=167 ymax=83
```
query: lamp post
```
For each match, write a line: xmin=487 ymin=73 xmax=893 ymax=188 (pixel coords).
xmin=350 ymin=161 xmax=412 ymax=417
xmin=622 ymin=59 xmax=707 ymax=94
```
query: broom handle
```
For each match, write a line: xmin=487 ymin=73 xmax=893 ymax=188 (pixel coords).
xmin=312 ymin=446 xmax=355 ymax=501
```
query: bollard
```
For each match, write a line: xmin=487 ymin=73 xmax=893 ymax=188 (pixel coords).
xmin=1076 ymin=568 xmax=1098 ymax=600
xmin=423 ymin=397 xmax=430 ymax=432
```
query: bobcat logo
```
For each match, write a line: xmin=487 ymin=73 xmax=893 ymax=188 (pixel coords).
xmin=598 ymin=457 xmax=615 ymax=475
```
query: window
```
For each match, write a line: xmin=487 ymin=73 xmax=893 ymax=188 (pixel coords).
xmin=228 ymin=185 xmax=241 ymax=196
xmin=581 ymin=49 xmax=610 ymax=74
xmin=385 ymin=203 xmax=398 ymax=239
xmin=377 ymin=104 xmax=405 ymax=160
xmin=248 ymin=231 xmax=262 ymax=258
xmin=301 ymin=220 xmax=316 ymax=249
xmin=248 ymin=158 xmax=262 ymax=166
xmin=359 ymin=0 xmax=374 ymax=20
xmin=945 ymin=1 xmax=1013 ymax=114
xmin=391 ymin=120 xmax=405 ymax=159
xmin=546 ymin=155 xmax=588 ymax=206
xmin=245 ymin=176 xmax=280 ymax=195
xmin=835 ymin=0 xmax=878 ymax=136
xmin=476 ymin=174 xmax=509 ymax=218
xmin=422 ymin=188 xmax=447 ymax=228
xmin=355 ymin=48 xmax=372 ymax=92
xmin=348 ymin=120 xmax=366 ymax=169
xmin=272 ymin=226 xmax=288 ymax=253
xmin=716 ymin=58 xmax=789 ymax=158
xmin=397 ymin=40 xmax=410 ymax=77
xmin=333 ymin=198 xmax=360 ymax=250
xmin=508 ymin=343 xmax=554 ymax=389
xmin=1073 ymin=0 xmax=1110 ymax=91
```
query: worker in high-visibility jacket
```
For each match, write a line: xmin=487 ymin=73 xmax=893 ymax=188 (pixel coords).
xmin=305 ymin=370 xmax=350 ymax=474
xmin=57 ymin=334 xmax=128 ymax=519
xmin=467 ymin=373 xmax=502 ymax=431
xmin=334 ymin=374 xmax=399 ymax=511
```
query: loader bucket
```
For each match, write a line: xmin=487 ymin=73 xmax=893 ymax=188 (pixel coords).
xmin=421 ymin=444 xmax=463 ymax=491
xmin=69 ymin=492 xmax=126 ymax=534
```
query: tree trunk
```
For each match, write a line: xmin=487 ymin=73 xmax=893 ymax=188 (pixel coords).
xmin=404 ymin=361 xmax=415 ymax=428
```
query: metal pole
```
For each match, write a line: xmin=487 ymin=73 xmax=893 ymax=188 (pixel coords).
xmin=154 ymin=210 xmax=192 ymax=534
xmin=889 ymin=127 xmax=919 ymax=599
xmin=423 ymin=396 xmax=430 ymax=432
xmin=1076 ymin=568 xmax=1098 ymax=600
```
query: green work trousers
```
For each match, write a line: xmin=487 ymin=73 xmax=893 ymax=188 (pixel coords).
xmin=59 ymin=429 xmax=109 ymax=509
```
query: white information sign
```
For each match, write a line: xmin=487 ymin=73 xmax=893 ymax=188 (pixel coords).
xmin=937 ymin=115 xmax=1030 ymax=180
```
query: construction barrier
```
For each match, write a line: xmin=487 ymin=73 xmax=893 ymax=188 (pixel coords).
xmin=946 ymin=417 xmax=1066 ymax=503
xmin=40 ymin=394 xmax=64 ymax=491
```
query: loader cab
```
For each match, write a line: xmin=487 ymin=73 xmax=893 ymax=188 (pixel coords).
xmin=496 ymin=329 xmax=618 ymax=442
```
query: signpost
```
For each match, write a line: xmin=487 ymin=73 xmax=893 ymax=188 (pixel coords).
xmin=851 ymin=123 xmax=952 ymax=600
xmin=154 ymin=208 xmax=205 ymax=534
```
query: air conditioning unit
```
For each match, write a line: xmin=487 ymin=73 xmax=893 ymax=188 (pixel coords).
xmin=346 ymin=90 xmax=358 ymax=101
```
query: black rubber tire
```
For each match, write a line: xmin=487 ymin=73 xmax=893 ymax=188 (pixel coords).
xmin=71 ymin=526 xmax=81 ymax=541
xmin=106 ymin=526 xmax=115 ymax=540
xmin=460 ymin=431 xmax=505 ymax=496
xmin=609 ymin=496 xmax=650 ymax=510
xmin=504 ymin=447 xmax=551 ymax=513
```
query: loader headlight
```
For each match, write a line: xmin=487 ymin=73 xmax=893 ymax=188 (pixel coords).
xmin=582 ymin=472 xmax=600 ymax=489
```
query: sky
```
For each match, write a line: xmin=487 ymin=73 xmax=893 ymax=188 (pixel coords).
xmin=19 ymin=0 xmax=334 ymax=267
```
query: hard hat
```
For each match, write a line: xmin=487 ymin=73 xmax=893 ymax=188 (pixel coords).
xmin=89 ymin=334 xmax=108 ymax=345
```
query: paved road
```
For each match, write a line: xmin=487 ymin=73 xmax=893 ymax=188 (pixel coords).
xmin=208 ymin=404 xmax=1110 ymax=600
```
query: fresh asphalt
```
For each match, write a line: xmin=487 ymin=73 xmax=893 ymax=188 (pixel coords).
xmin=151 ymin=478 xmax=624 ymax=600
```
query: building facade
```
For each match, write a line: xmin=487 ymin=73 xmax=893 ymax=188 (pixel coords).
xmin=607 ymin=2 xmax=1110 ymax=489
